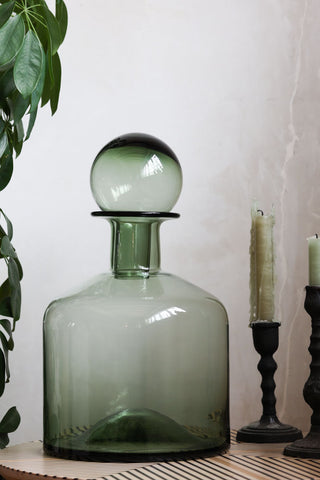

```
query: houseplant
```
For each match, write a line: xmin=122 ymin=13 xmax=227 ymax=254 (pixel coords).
xmin=0 ymin=0 xmax=67 ymax=447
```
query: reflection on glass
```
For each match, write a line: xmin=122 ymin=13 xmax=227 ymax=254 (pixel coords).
xmin=146 ymin=306 xmax=186 ymax=325
xmin=142 ymin=154 xmax=164 ymax=178
xmin=111 ymin=184 xmax=132 ymax=203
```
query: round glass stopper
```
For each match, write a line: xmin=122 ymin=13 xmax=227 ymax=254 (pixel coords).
xmin=90 ymin=133 xmax=182 ymax=212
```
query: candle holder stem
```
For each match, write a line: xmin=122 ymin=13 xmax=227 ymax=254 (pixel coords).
xmin=284 ymin=286 xmax=320 ymax=458
xmin=237 ymin=322 xmax=302 ymax=443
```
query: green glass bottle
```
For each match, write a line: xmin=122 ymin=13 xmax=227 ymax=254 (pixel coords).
xmin=43 ymin=133 xmax=229 ymax=461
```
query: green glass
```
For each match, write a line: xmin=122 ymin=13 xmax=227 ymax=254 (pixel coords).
xmin=90 ymin=133 xmax=182 ymax=212
xmin=43 ymin=134 xmax=229 ymax=461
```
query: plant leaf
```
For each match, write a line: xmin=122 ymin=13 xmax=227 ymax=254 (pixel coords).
xmin=0 ymin=349 xmax=5 ymax=396
xmin=30 ymin=47 xmax=46 ymax=112
xmin=41 ymin=57 xmax=51 ymax=107
xmin=0 ymin=14 xmax=24 ymax=67
xmin=56 ymin=0 xmax=67 ymax=43
xmin=0 ymin=299 xmax=12 ymax=318
xmin=14 ymin=31 xmax=44 ymax=98
xmin=0 ymin=319 xmax=13 ymax=347
xmin=50 ymin=52 xmax=61 ymax=115
xmin=0 ymin=149 xmax=13 ymax=191
xmin=0 ymin=407 xmax=20 ymax=433
xmin=0 ymin=68 xmax=15 ymax=99
xmin=25 ymin=107 xmax=37 ymax=140
xmin=46 ymin=37 xmax=54 ymax=83
xmin=12 ymin=93 xmax=30 ymax=123
xmin=0 ymin=319 xmax=12 ymax=341
xmin=0 ymin=209 xmax=13 ymax=241
xmin=12 ymin=127 xmax=23 ymax=157
xmin=0 ymin=236 xmax=16 ymax=258
xmin=42 ymin=5 xmax=61 ymax=55
xmin=0 ymin=280 xmax=10 ymax=304
xmin=14 ymin=256 xmax=23 ymax=281
xmin=8 ymin=258 xmax=21 ymax=321
xmin=0 ymin=1 xmax=14 ymax=29
xmin=14 ymin=119 xmax=24 ymax=143
xmin=0 ymin=132 xmax=8 ymax=159
xmin=0 ymin=432 xmax=9 ymax=449
xmin=0 ymin=331 xmax=10 ymax=381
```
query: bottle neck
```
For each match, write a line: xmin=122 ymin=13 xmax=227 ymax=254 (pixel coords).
xmin=109 ymin=218 xmax=162 ymax=278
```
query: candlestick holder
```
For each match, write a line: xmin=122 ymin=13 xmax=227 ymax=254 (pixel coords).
xmin=284 ymin=286 xmax=320 ymax=458
xmin=237 ymin=322 xmax=302 ymax=443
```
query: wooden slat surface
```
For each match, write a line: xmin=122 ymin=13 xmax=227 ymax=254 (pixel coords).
xmin=0 ymin=431 xmax=319 ymax=480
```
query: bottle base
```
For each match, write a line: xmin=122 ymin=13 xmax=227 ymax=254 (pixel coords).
xmin=43 ymin=440 xmax=230 ymax=462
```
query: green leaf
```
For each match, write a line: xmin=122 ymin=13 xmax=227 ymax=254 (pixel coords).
xmin=46 ymin=36 xmax=54 ymax=82
xmin=0 ymin=236 xmax=16 ymax=258
xmin=0 ymin=1 xmax=14 ymax=29
xmin=14 ymin=256 xmax=23 ymax=281
xmin=0 ymin=319 xmax=13 ymax=338
xmin=0 ymin=14 xmax=25 ymax=68
xmin=0 ymin=132 xmax=8 ymax=159
xmin=0 ymin=331 xmax=10 ymax=381
xmin=0 ymin=299 xmax=12 ymax=318
xmin=0 ymin=323 xmax=14 ymax=382
xmin=14 ymin=31 xmax=44 ymax=98
xmin=8 ymin=258 xmax=21 ymax=321
xmin=12 ymin=127 xmax=23 ymax=157
xmin=30 ymin=47 xmax=46 ymax=112
xmin=0 ymin=68 xmax=15 ymax=99
xmin=0 ymin=225 xmax=6 ymax=240
xmin=12 ymin=93 xmax=30 ymax=123
xmin=41 ymin=57 xmax=51 ymax=107
xmin=50 ymin=53 xmax=61 ymax=115
xmin=0 ymin=149 xmax=13 ymax=191
xmin=0 ymin=407 xmax=20 ymax=433
xmin=0 ymin=280 xmax=10 ymax=304
xmin=28 ymin=2 xmax=50 ymax=50
xmin=0 ymin=209 xmax=13 ymax=241
xmin=0 ymin=319 xmax=13 ymax=350
xmin=0 ymin=349 xmax=5 ymax=396
xmin=25 ymin=107 xmax=37 ymax=140
xmin=0 ymin=432 xmax=9 ymax=449
xmin=56 ymin=0 xmax=68 ymax=43
xmin=42 ymin=6 xmax=61 ymax=55
xmin=14 ymin=119 xmax=24 ymax=142
xmin=0 ymin=99 xmax=10 ymax=117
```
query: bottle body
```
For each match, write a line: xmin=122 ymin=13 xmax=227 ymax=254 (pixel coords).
xmin=43 ymin=271 xmax=229 ymax=461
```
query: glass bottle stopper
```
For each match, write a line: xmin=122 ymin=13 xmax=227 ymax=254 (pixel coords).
xmin=90 ymin=133 xmax=183 ymax=212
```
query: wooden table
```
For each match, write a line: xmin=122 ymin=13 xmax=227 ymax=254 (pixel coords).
xmin=0 ymin=431 xmax=319 ymax=480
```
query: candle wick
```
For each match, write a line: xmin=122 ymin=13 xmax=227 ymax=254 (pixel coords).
xmin=316 ymin=233 xmax=319 ymax=239
xmin=257 ymin=209 xmax=264 ymax=216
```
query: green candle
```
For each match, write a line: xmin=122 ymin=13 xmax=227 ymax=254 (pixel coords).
xmin=250 ymin=206 xmax=275 ymax=322
xmin=308 ymin=235 xmax=320 ymax=286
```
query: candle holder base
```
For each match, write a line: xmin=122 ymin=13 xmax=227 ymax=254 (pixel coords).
xmin=284 ymin=431 xmax=320 ymax=458
xmin=237 ymin=322 xmax=302 ymax=444
xmin=237 ymin=416 xmax=302 ymax=443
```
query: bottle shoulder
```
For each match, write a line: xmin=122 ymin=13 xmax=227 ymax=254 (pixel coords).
xmin=47 ymin=271 xmax=223 ymax=301
xmin=44 ymin=271 xmax=228 ymax=324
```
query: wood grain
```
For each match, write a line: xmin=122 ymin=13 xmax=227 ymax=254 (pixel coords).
xmin=0 ymin=432 xmax=318 ymax=480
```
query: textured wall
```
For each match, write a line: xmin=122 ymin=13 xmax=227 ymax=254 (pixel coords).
xmin=1 ymin=0 xmax=320 ymax=443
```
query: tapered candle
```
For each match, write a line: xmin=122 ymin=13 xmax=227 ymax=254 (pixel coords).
xmin=308 ymin=234 xmax=320 ymax=286
xmin=250 ymin=206 xmax=275 ymax=322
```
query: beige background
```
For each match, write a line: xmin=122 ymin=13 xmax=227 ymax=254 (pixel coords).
xmin=1 ymin=0 xmax=320 ymax=443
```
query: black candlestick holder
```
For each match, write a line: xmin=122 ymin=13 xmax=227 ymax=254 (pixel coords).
xmin=237 ymin=321 xmax=302 ymax=443
xmin=284 ymin=286 xmax=320 ymax=458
